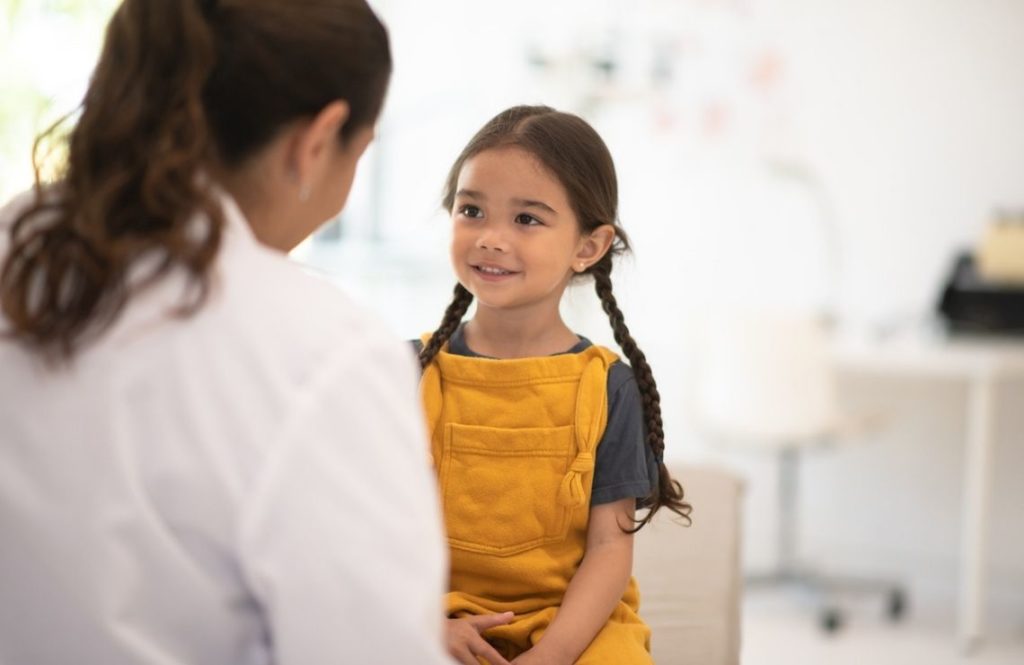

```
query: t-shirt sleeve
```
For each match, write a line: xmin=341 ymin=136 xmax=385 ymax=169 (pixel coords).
xmin=590 ymin=361 xmax=659 ymax=506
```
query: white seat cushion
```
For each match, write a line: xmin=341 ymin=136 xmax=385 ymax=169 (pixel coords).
xmin=634 ymin=464 xmax=744 ymax=665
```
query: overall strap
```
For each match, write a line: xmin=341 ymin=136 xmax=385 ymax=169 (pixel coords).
xmin=557 ymin=353 xmax=611 ymax=508
xmin=420 ymin=362 xmax=443 ymax=444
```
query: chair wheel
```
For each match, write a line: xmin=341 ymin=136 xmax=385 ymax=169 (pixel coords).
xmin=820 ymin=607 xmax=844 ymax=633
xmin=887 ymin=589 xmax=907 ymax=621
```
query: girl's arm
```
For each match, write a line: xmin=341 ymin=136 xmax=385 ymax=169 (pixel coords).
xmin=514 ymin=497 xmax=635 ymax=665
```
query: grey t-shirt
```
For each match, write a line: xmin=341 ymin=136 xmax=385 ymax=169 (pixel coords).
xmin=414 ymin=325 xmax=657 ymax=506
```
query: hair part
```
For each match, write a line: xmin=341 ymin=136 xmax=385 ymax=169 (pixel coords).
xmin=1 ymin=0 xmax=391 ymax=363
xmin=423 ymin=105 xmax=691 ymax=530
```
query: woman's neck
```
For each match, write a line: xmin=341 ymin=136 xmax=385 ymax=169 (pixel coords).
xmin=464 ymin=306 xmax=579 ymax=359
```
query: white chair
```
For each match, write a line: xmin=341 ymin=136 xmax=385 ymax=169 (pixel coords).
xmin=686 ymin=309 xmax=905 ymax=632
xmin=634 ymin=463 xmax=744 ymax=665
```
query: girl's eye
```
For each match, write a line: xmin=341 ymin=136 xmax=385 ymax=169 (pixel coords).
xmin=515 ymin=213 xmax=542 ymax=226
xmin=459 ymin=205 xmax=483 ymax=218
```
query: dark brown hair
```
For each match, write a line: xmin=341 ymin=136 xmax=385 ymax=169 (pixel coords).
xmin=420 ymin=105 xmax=692 ymax=531
xmin=0 ymin=0 xmax=391 ymax=362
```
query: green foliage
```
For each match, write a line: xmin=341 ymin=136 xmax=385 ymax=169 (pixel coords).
xmin=0 ymin=0 xmax=117 ymax=198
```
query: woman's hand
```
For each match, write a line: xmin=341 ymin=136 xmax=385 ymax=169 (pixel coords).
xmin=446 ymin=612 xmax=515 ymax=665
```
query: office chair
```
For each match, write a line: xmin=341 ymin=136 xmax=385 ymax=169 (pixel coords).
xmin=687 ymin=309 xmax=906 ymax=632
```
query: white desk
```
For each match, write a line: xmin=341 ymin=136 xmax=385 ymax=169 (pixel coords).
xmin=832 ymin=329 xmax=1024 ymax=653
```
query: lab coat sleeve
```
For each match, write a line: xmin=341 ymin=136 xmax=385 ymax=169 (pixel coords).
xmin=236 ymin=338 xmax=453 ymax=664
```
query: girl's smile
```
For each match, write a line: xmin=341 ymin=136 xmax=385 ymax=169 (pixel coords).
xmin=471 ymin=261 xmax=521 ymax=281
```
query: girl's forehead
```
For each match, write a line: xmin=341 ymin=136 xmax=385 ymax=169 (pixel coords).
xmin=458 ymin=146 xmax=565 ymax=195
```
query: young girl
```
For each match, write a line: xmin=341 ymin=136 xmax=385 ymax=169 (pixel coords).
xmin=417 ymin=105 xmax=692 ymax=665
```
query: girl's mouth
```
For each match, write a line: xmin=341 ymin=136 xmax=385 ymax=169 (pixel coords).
xmin=473 ymin=264 xmax=518 ymax=281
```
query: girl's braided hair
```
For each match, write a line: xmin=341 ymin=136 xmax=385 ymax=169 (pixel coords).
xmin=419 ymin=105 xmax=691 ymax=531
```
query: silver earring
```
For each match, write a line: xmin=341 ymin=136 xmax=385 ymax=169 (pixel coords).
xmin=299 ymin=183 xmax=311 ymax=203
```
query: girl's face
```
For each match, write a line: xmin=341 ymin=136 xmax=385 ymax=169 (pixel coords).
xmin=450 ymin=146 xmax=589 ymax=315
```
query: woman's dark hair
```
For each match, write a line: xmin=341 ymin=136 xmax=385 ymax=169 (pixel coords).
xmin=420 ymin=105 xmax=692 ymax=531
xmin=0 ymin=0 xmax=391 ymax=362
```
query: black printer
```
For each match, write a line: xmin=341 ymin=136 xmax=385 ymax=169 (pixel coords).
xmin=938 ymin=211 xmax=1024 ymax=334
xmin=938 ymin=253 xmax=1024 ymax=334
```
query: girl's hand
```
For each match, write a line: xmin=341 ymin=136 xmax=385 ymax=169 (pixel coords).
xmin=446 ymin=612 xmax=515 ymax=665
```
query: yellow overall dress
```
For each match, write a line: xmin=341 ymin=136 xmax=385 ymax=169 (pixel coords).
xmin=420 ymin=339 xmax=653 ymax=663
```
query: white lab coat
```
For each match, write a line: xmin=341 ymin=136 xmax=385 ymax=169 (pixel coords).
xmin=0 ymin=190 xmax=453 ymax=664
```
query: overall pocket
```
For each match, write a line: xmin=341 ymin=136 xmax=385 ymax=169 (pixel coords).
xmin=440 ymin=423 xmax=575 ymax=556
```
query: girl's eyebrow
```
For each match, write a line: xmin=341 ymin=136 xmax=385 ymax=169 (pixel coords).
xmin=511 ymin=198 xmax=557 ymax=215
xmin=456 ymin=190 xmax=558 ymax=215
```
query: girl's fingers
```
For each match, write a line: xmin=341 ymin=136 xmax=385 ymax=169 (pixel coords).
xmin=446 ymin=614 xmax=514 ymax=665
xmin=466 ymin=611 xmax=515 ymax=632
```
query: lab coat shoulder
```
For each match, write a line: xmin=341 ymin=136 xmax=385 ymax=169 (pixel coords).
xmin=217 ymin=243 xmax=453 ymax=664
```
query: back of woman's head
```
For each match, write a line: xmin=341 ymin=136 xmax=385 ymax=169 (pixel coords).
xmin=425 ymin=105 xmax=692 ymax=530
xmin=0 ymin=0 xmax=391 ymax=362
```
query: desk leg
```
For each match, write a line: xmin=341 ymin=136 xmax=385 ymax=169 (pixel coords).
xmin=958 ymin=373 xmax=996 ymax=654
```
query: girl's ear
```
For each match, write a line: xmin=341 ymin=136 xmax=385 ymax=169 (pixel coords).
xmin=574 ymin=224 xmax=616 ymax=270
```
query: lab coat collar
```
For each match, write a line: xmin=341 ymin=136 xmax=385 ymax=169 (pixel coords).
xmin=210 ymin=185 xmax=260 ymax=249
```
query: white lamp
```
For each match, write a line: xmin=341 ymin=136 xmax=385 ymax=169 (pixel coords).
xmin=691 ymin=310 xmax=841 ymax=448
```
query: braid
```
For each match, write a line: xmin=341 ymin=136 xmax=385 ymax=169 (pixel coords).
xmin=592 ymin=261 xmax=692 ymax=530
xmin=419 ymin=283 xmax=474 ymax=369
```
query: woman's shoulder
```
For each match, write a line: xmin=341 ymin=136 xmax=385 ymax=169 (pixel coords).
xmin=116 ymin=204 xmax=398 ymax=384
xmin=209 ymin=200 xmax=379 ymax=343
xmin=213 ymin=250 xmax=394 ymax=369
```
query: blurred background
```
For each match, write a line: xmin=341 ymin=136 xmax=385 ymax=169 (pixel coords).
xmin=2 ymin=0 xmax=1022 ymax=663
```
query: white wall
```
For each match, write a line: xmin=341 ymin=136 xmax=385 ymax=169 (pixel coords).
xmin=765 ymin=0 xmax=1024 ymax=325
xmin=717 ymin=0 xmax=1024 ymax=631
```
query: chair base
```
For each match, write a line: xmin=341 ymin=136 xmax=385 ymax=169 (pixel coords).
xmin=752 ymin=448 xmax=908 ymax=633
xmin=745 ymin=565 xmax=907 ymax=633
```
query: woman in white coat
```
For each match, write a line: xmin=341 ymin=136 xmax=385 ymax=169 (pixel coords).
xmin=0 ymin=1 xmax=452 ymax=663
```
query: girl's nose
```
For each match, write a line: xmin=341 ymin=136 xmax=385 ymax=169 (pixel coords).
xmin=476 ymin=228 xmax=509 ymax=252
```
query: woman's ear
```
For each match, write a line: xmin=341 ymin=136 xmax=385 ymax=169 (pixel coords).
xmin=287 ymin=100 xmax=351 ymax=196
xmin=574 ymin=224 xmax=616 ymax=270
